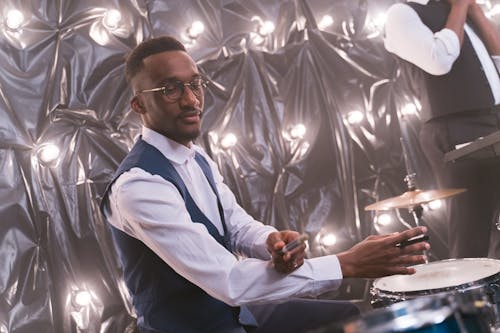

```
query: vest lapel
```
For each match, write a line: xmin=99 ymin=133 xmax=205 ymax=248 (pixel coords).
xmin=194 ymin=152 xmax=232 ymax=251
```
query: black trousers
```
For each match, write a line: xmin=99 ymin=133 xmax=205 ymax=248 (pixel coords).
xmin=139 ymin=299 xmax=359 ymax=333
xmin=419 ymin=109 xmax=500 ymax=259
xmin=246 ymin=298 xmax=360 ymax=333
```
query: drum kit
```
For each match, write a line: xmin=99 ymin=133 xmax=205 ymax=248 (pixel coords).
xmin=343 ymin=185 xmax=500 ymax=332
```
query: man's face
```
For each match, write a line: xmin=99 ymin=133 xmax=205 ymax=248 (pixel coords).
xmin=131 ymin=50 xmax=204 ymax=146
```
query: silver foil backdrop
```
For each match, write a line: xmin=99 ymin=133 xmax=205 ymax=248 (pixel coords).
xmin=1 ymin=0 xmax=499 ymax=332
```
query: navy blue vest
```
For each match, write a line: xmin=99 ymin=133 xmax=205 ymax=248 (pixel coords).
xmin=100 ymin=138 xmax=250 ymax=333
xmin=400 ymin=1 xmax=496 ymax=121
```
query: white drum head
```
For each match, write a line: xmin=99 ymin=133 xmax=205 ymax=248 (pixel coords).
xmin=373 ymin=258 xmax=500 ymax=293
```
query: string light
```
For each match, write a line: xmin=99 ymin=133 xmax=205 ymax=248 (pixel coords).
xmin=73 ymin=290 xmax=92 ymax=307
xmin=486 ymin=4 xmax=500 ymax=18
xmin=318 ymin=15 xmax=334 ymax=30
xmin=258 ymin=20 xmax=275 ymax=36
xmin=250 ymin=16 xmax=275 ymax=45
xmin=371 ymin=13 xmax=387 ymax=30
xmin=320 ymin=233 xmax=337 ymax=247
xmin=375 ymin=213 xmax=392 ymax=227
xmin=401 ymin=103 xmax=418 ymax=116
xmin=36 ymin=143 xmax=60 ymax=166
xmin=427 ymin=200 xmax=442 ymax=210
xmin=282 ymin=123 xmax=308 ymax=141
xmin=181 ymin=20 xmax=205 ymax=48
xmin=346 ymin=110 xmax=364 ymax=125
xmin=102 ymin=9 xmax=122 ymax=31
xmin=5 ymin=9 xmax=24 ymax=31
xmin=290 ymin=124 xmax=306 ymax=139
xmin=186 ymin=20 xmax=205 ymax=39
xmin=220 ymin=133 xmax=237 ymax=149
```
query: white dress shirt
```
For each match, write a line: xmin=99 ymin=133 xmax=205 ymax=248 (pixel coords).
xmin=384 ymin=0 xmax=500 ymax=104
xmin=104 ymin=127 xmax=343 ymax=306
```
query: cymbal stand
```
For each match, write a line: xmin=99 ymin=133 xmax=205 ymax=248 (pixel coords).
xmin=404 ymin=173 xmax=421 ymax=227
xmin=409 ymin=204 xmax=424 ymax=227
xmin=401 ymin=139 xmax=421 ymax=227
xmin=404 ymin=173 xmax=431 ymax=262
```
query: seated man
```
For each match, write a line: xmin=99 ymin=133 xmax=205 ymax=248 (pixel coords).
xmin=101 ymin=35 xmax=430 ymax=333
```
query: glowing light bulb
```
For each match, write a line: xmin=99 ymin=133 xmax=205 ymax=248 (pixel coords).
xmin=290 ymin=124 xmax=306 ymax=139
xmin=187 ymin=21 xmax=205 ymax=39
xmin=375 ymin=213 xmax=392 ymax=226
xmin=74 ymin=290 xmax=91 ymax=307
xmin=487 ymin=4 xmax=500 ymax=18
xmin=428 ymin=200 xmax=442 ymax=210
xmin=318 ymin=15 xmax=334 ymax=30
xmin=320 ymin=233 xmax=337 ymax=247
xmin=346 ymin=110 xmax=364 ymax=124
xmin=103 ymin=9 xmax=122 ymax=31
xmin=401 ymin=103 xmax=418 ymax=116
xmin=37 ymin=144 xmax=60 ymax=165
xmin=372 ymin=13 xmax=387 ymax=29
xmin=258 ymin=20 xmax=275 ymax=36
xmin=220 ymin=133 xmax=237 ymax=149
xmin=6 ymin=9 xmax=24 ymax=30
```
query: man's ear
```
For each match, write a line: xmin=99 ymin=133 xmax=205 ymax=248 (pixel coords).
xmin=131 ymin=96 xmax=145 ymax=114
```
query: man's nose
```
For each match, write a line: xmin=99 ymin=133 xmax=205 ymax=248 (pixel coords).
xmin=179 ymin=85 xmax=200 ymax=108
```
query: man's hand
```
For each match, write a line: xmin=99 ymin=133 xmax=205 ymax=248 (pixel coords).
xmin=267 ymin=231 xmax=307 ymax=273
xmin=337 ymin=226 xmax=430 ymax=278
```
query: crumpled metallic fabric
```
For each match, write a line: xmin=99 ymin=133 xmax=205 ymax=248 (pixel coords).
xmin=2 ymin=0 xmax=497 ymax=332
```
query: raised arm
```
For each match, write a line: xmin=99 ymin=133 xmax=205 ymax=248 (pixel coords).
xmin=445 ymin=0 xmax=475 ymax=45
xmin=467 ymin=2 xmax=500 ymax=55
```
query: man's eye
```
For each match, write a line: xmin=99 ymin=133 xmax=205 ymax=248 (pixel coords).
xmin=162 ymin=84 xmax=178 ymax=95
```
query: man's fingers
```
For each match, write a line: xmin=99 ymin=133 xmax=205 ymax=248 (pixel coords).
xmin=384 ymin=226 xmax=428 ymax=247
xmin=388 ymin=254 xmax=427 ymax=266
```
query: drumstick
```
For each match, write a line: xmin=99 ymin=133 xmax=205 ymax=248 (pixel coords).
xmin=396 ymin=235 xmax=429 ymax=248
xmin=278 ymin=234 xmax=309 ymax=255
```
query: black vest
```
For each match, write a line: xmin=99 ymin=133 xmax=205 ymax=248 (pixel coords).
xmin=100 ymin=139 xmax=247 ymax=333
xmin=401 ymin=1 xmax=496 ymax=121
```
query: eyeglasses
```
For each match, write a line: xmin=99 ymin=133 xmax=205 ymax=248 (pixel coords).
xmin=136 ymin=77 xmax=208 ymax=102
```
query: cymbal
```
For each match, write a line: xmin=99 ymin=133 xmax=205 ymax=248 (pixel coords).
xmin=364 ymin=188 xmax=467 ymax=211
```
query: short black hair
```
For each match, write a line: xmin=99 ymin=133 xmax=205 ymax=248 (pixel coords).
xmin=125 ymin=36 xmax=187 ymax=82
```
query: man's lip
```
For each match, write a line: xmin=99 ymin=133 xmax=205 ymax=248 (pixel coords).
xmin=179 ymin=110 xmax=202 ymax=118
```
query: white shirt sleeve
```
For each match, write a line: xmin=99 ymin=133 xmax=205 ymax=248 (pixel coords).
xmin=493 ymin=55 xmax=500 ymax=73
xmin=106 ymin=167 xmax=343 ymax=306
xmin=384 ymin=3 xmax=460 ymax=75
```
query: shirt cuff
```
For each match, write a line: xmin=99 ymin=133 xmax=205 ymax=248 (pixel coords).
xmin=298 ymin=255 xmax=343 ymax=295
xmin=251 ymin=227 xmax=276 ymax=260
xmin=435 ymin=28 xmax=460 ymax=57
xmin=307 ymin=255 xmax=343 ymax=280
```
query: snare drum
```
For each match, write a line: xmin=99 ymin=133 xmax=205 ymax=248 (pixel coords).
xmin=371 ymin=258 xmax=500 ymax=326
xmin=344 ymin=294 xmax=491 ymax=333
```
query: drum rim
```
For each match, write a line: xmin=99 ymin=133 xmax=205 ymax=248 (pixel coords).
xmin=371 ymin=258 xmax=500 ymax=298
xmin=347 ymin=295 xmax=458 ymax=332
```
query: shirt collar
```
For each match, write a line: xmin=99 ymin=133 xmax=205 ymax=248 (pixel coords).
xmin=141 ymin=126 xmax=196 ymax=165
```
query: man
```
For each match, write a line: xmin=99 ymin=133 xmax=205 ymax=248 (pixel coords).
xmin=101 ymin=36 xmax=429 ymax=333
xmin=384 ymin=0 xmax=500 ymax=258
